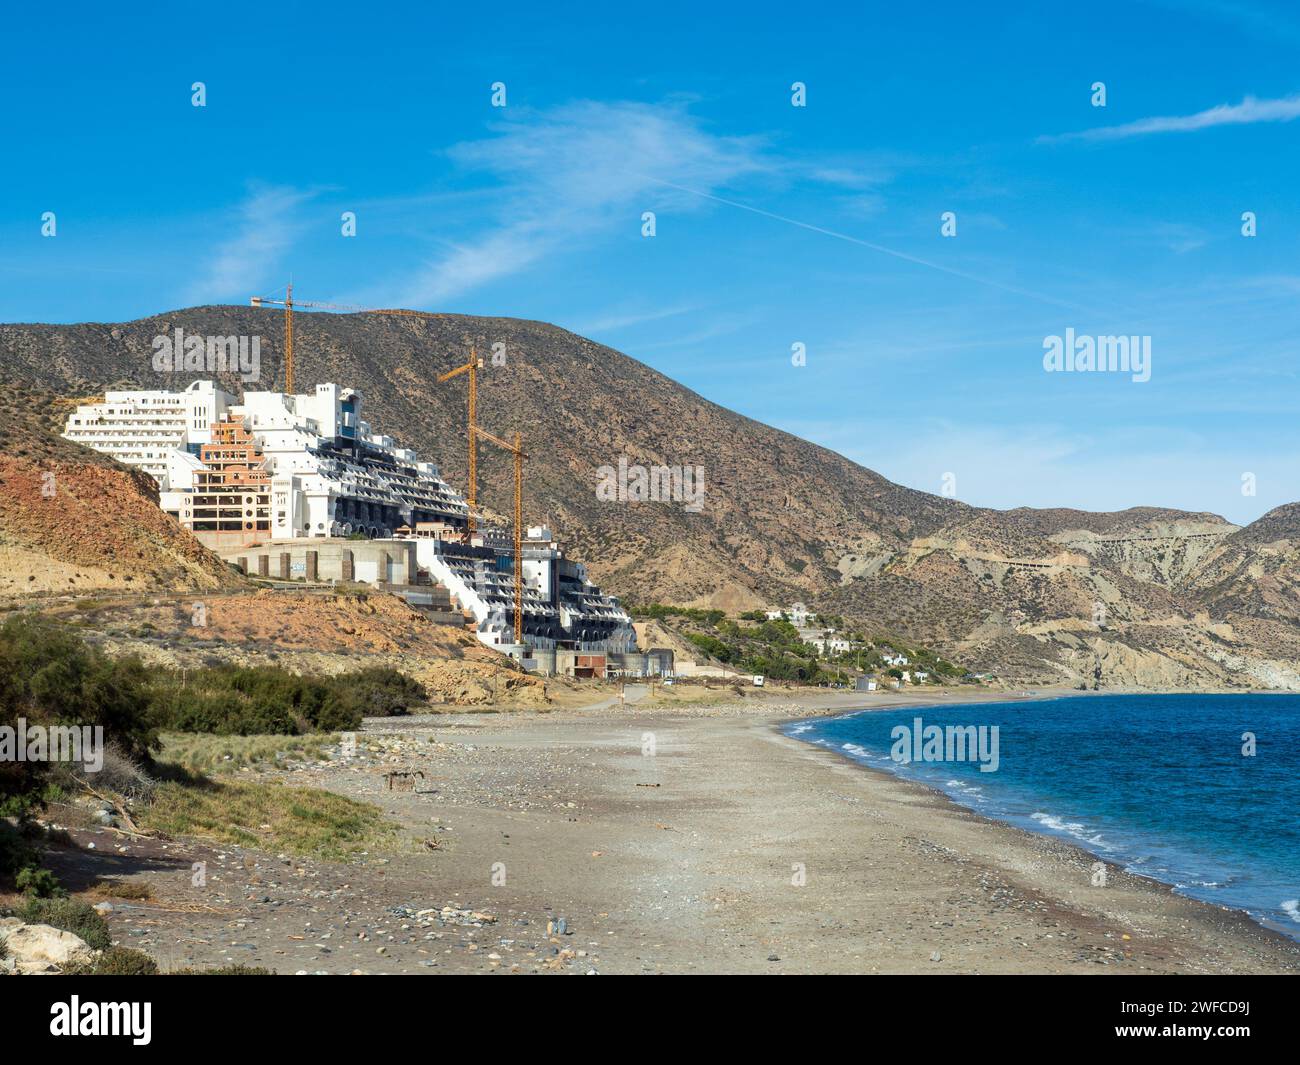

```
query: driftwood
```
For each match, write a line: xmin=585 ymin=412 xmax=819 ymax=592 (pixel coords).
xmin=79 ymin=780 xmax=151 ymax=837
xmin=384 ymin=770 xmax=427 ymax=792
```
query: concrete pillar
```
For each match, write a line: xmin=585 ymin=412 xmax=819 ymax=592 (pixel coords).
xmin=257 ymin=554 xmax=269 ymax=578
xmin=377 ymin=552 xmax=390 ymax=585
xmin=237 ymin=557 xmax=249 ymax=575
xmin=403 ymin=547 xmax=416 ymax=586
xmin=306 ymin=550 xmax=318 ymax=582
xmin=279 ymin=552 xmax=290 ymax=579
xmin=341 ymin=549 xmax=354 ymax=583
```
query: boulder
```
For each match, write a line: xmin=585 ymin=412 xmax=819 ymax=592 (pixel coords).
xmin=0 ymin=923 xmax=97 ymax=973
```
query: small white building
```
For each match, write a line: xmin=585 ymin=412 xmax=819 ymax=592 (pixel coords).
xmin=809 ymin=632 xmax=851 ymax=656
xmin=766 ymin=602 xmax=816 ymax=627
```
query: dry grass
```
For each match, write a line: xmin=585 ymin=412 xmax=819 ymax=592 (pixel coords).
xmin=89 ymin=879 xmax=154 ymax=900
xmin=644 ymin=684 xmax=746 ymax=706
xmin=155 ymin=732 xmax=338 ymax=775
xmin=137 ymin=779 xmax=396 ymax=860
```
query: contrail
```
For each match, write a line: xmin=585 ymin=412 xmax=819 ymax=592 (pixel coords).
xmin=638 ymin=176 xmax=1097 ymax=314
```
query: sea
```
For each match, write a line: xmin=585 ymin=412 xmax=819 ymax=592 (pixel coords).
xmin=784 ymin=693 xmax=1300 ymax=939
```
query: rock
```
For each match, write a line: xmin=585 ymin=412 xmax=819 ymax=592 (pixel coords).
xmin=0 ymin=923 xmax=97 ymax=971
xmin=93 ymin=902 xmax=114 ymax=915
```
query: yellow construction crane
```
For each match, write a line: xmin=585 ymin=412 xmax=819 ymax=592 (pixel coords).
xmin=249 ymin=289 xmax=446 ymax=394
xmin=473 ymin=425 xmax=527 ymax=645
xmin=436 ymin=349 xmax=483 ymax=538
xmin=248 ymin=288 xmax=484 ymax=551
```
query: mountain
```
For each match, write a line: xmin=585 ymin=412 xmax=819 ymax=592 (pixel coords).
xmin=2 ymin=304 xmax=1297 ymax=689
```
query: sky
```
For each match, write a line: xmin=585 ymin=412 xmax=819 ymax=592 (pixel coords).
xmin=2 ymin=1 xmax=1298 ymax=525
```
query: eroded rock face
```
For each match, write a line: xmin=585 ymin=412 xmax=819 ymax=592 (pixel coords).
xmin=0 ymin=922 xmax=97 ymax=974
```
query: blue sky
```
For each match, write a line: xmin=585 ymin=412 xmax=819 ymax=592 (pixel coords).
xmin=3 ymin=1 xmax=1299 ymax=525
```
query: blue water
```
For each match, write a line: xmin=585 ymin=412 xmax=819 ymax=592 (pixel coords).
xmin=785 ymin=694 xmax=1300 ymax=938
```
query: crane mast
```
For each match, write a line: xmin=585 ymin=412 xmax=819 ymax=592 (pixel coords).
xmin=250 ymin=287 xmax=521 ymax=641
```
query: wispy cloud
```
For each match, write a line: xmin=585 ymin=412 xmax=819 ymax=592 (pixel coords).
xmin=1040 ymin=93 xmax=1300 ymax=143
xmin=381 ymin=101 xmax=769 ymax=308
xmin=569 ymin=302 xmax=698 ymax=335
xmin=1149 ymin=221 xmax=1210 ymax=254
xmin=186 ymin=184 xmax=316 ymax=302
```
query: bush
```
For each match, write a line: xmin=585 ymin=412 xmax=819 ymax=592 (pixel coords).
xmin=148 ymin=664 xmax=426 ymax=734
xmin=20 ymin=897 xmax=111 ymax=951
xmin=64 ymin=946 xmax=158 ymax=976
xmin=15 ymin=865 xmax=64 ymax=899
xmin=335 ymin=667 xmax=427 ymax=718
xmin=685 ymin=632 xmax=733 ymax=663
xmin=0 ymin=819 xmax=39 ymax=879
xmin=150 ymin=665 xmax=362 ymax=735
xmin=0 ymin=615 xmax=157 ymax=817
xmin=631 ymin=603 xmax=726 ymax=626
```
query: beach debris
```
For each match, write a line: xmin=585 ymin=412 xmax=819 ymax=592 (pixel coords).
xmin=385 ymin=904 xmax=495 ymax=928
xmin=930 ymin=950 xmax=942 ymax=962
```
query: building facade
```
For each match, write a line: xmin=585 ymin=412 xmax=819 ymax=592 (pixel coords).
xmin=65 ymin=381 xmax=467 ymax=544
xmin=62 ymin=380 xmax=233 ymax=488
xmin=62 ymin=379 xmax=639 ymax=663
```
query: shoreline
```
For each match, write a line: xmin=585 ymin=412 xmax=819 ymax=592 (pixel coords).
xmin=772 ymin=697 xmax=1300 ymax=950
xmin=40 ymin=686 xmax=1300 ymax=974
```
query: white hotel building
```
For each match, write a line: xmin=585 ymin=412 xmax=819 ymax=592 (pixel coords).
xmin=61 ymin=379 xmax=637 ymax=660
xmin=64 ymin=380 xmax=467 ymax=539
xmin=62 ymin=380 xmax=230 ymax=487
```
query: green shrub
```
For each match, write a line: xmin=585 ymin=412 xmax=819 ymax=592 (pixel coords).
xmin=0 ymin=819 xmax=39 ymax=879
xmin=15 ymin=865 xmax=64 ymax=899
xmin=64 ymin=947 xmax=158 ymax=976
xmin=147 ymin=664 xmax=425 ymax=734
xmin=0 ymin=615 xmax=157 ymax=817
xmin=20 ymin=897 xmax=111 ymax=951
xmin=337 ymin=667 xmax=427 ymax=717
xmin=685 ymin=632 xmax=733 ymax=663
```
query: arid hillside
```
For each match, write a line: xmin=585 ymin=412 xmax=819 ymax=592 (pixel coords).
xmin=3 ymin=307 xmax=1299 ymax=689
xmin=0 ymin=385 xmax=240 ymax=598
xmin=56 ymin=589 xmax=547 ymax=707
